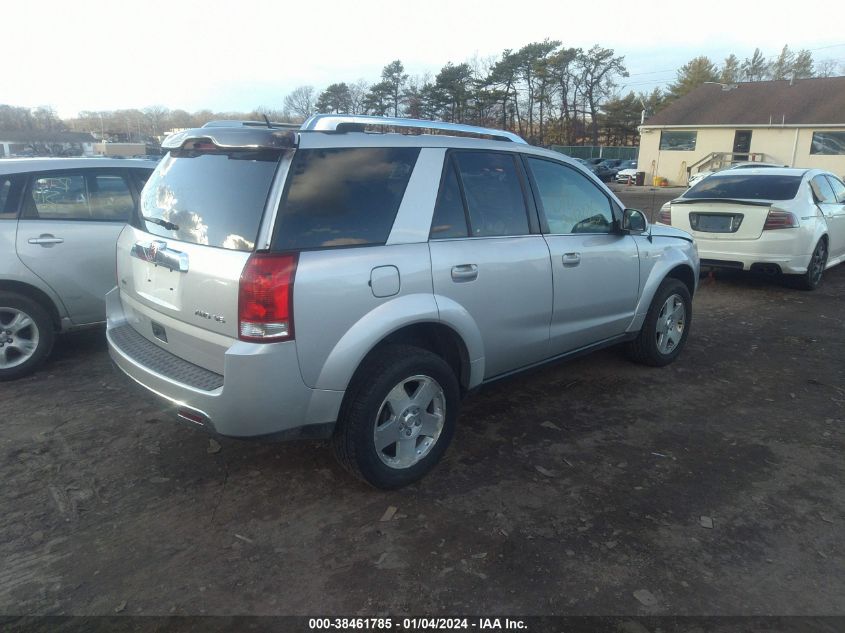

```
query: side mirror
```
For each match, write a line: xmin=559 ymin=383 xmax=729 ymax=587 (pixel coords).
xmin=622 ymin=208 xmax=648 ymax=233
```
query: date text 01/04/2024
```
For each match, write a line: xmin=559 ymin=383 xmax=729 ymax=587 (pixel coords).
xmin=307 ymin=618 xmax=528 ymax=630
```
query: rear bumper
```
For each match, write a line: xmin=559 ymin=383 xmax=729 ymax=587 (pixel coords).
xmin=693 ymin=236 xmax=812 ymax=274
xmin=105 ymin=288 xmax=344 ymax=439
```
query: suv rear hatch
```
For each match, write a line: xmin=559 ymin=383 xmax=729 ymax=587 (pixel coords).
xmin=115 ymin=130 xmax=293 ymax=373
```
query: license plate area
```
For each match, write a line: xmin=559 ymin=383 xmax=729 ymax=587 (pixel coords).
xmin=132 ymin=259 xmax=182 ymax=310
xmin=690 ymin=212 xmax=743 ymax=233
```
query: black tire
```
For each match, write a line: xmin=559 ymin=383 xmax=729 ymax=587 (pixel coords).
xmin=625 ymin=278 xmax=692 ymax=367
xmin=0 ymin=292 xmax=55 ymax=381
xmin=786 ymin=238 xmax=827 ymax=291
xmin=333 ymin=344 xmax=460 ymax=489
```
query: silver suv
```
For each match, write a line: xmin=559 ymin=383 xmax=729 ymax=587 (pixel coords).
xmin=0 ymin=158 xmax=155 ymax=380
xmin=107 ymin=116 xmax=699 ymax=488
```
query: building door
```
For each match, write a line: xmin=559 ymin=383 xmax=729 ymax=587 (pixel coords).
xmin=733 ymin=130 xmax=752 ymax=161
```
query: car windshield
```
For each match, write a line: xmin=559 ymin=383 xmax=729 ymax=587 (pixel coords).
xmin=683 ymin=174 xmax=803 ymax=201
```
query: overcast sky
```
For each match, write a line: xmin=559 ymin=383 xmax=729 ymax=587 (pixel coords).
xmin=8 ymin=0 xmax=845 ymax=117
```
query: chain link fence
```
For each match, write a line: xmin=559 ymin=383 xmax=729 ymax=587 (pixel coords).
xmin=549 ymin=145 xmax=638 ymax=161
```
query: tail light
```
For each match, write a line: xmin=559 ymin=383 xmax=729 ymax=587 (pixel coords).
xmin=763 ymin=209 xmax=799 ymax=230
xmin=238 ymin=253 xmax=298 ymax=342
xmin=657 ymin=203 xmax=672 ymax=225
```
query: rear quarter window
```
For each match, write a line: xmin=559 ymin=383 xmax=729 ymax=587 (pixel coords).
xmin=273 ymin=147 xmax=419 ymax=251
xmin=0 ymin=177 xmax=13 ymax=218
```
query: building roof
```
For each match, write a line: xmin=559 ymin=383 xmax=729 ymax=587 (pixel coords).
xmin=644 ymin=77 xmax=845 ymax=127
xmin=0 ymin=130 xmax=97 ymax=143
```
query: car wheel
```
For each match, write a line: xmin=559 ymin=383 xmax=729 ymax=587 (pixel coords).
xmin=0 ymin=292 xmax=55 ymax=381
xmin=626 ymin=278 xmax=692 ymax=367
xmin=333 ymin=344 xmax=460 ymax=489
xmin=787 ymin=238 xmax=827 ymax=291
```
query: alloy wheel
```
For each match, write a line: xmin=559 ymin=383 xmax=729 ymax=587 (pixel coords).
xmin=373 ymin=374 xmax=446 ymax=470
xmin=0 ymin=308 xmax=40 ymax=369
xmin=655 ymin=294 xmax=686 ymax=355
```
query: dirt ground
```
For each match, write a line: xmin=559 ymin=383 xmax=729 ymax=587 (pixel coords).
xmin=2 ymin=216 xmax=844 ymax=617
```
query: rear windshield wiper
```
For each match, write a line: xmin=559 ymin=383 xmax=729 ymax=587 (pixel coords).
xmin=143 ymin=216 xmax=179 ymax=231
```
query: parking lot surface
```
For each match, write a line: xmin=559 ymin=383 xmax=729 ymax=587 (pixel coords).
xmin=2 ymin=260 xmax=844 ymax=616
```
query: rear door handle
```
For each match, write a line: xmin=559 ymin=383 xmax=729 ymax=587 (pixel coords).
xmin=451 ymin=264 xmax=478 ymax=282
xmin=28 ymin=235 xmax=64 ymax=246
xmin=562 ymin=252 xmax=581 ymax=267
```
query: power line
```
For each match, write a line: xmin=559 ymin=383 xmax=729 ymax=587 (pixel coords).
xmin=627 ymin=68 xmax=676 ymax=77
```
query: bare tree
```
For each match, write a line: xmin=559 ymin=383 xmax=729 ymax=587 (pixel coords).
xmin=283 ymin=86 xmax=316 ymax=122
xmin=143 ymin=105 xmax=170 ymax=137
xmin=348 ymin=79 xmax=370 ymax=115
xmin=816 ymin=58 xmax=844 ymax=78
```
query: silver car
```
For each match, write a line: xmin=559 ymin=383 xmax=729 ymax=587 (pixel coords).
xmin=0 ymin=158 xmax=155 ymax=380
xmin=107 ymin=116 xmax=699 ymax=488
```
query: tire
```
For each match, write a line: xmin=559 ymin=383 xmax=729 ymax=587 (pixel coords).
xmin=0 ymin=292 xmax=55 ymax=381
xmin=786 ymin=238 xmax=827 ymax=291
xmin=625 ymin=278 xmax=692 ymax=367
xmin=333 ymin=344 xmax=460 ymax=489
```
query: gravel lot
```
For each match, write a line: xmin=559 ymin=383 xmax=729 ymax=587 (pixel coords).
xmin=2 ymin=191 xmax=844 ymax=617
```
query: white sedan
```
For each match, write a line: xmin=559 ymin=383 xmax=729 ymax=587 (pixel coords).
xmin=657 ymin=167 xmax=845 ymax=289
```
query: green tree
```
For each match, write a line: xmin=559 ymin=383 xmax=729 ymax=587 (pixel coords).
xmin=577 ymin=45 xmax=628 ymax=146
xmin=770 ymin=45 xmax=796 ymax=80
xmin=601 ymin=92 xmax=640 ymax=145
xmin=363 ymin=81 xmax=393 ymax=116
xmin=430 ymin=62 xmax=475 ymax=122
xmin=380 ymin=60 xmax=408 ymax=117
xmin=667 ymin=56 xmax=718 ymax=100
xmin=720 ymin=54 xmax=741 ymax=83
xmin=547 ymin=47 xmax=581 ymax=144
xmin=514 ymin=40 xmax=561 ymax=143
xmin=742 ymin=48 xmax=770 ymax=81
xmin=487 ymin=50 xmax=522 ymax=131
xmin=792 ymin=49 xmax=815 ymax=79
xmin=316 ymin=83 xmax=352 ymax=114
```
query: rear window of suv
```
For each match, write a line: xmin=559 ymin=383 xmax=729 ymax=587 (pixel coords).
xmin=272 ymin=147 xmax=419 ymax=250
xmin=683 ymin=174 xmax=803 ymax=201
xmin=139 ymin=150 xmax=281 ymax=251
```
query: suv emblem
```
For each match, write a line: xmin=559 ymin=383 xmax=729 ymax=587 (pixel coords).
xmin=194 ymin=310 xmax=226 ymax=324
xmin=131 ymin=240 xmax=189 ymax=273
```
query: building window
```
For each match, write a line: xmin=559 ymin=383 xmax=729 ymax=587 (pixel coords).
xmin=810 ymin=131 xmax=845 ymax=155
xmin=659 ymin=131 xmax=697 ymax=151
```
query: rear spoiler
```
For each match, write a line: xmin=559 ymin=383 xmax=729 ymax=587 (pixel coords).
xmin=162 ymin=127 xmax=297 ymax=151
xmin=671 ymin=197 xmax=772 ymax=207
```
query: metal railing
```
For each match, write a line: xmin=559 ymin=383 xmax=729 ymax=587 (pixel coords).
xmin=687 ymin=151 xmax=776 ymax=175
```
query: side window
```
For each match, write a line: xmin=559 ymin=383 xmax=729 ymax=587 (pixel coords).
xmin=274 ymin=147 xmax=419 ymax=250
xmin=26 ymin=173 xmax=89 ymax=220
xmin=811 ymin=175 xmax=836 ymax=203
xmin=453 ymin=152 xmax=529 ymax=237
xmin=429 ymin=160 xmax=469 ymax=239
xmin=24 ymin=171 xmax=134 ymax=221
xmin=825 ymin=175 xmax=845 ymax=203
xmin=89 ymin=174 xmax=134 ymax=220
xmin=527 ymin=157 xmax=614 ymax=234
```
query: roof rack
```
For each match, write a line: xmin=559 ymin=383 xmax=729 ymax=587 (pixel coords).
xmin=300 ymin=114 xmax=527 ymax=144
xmin=202 ymin=120 xmax=300 ymax=129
